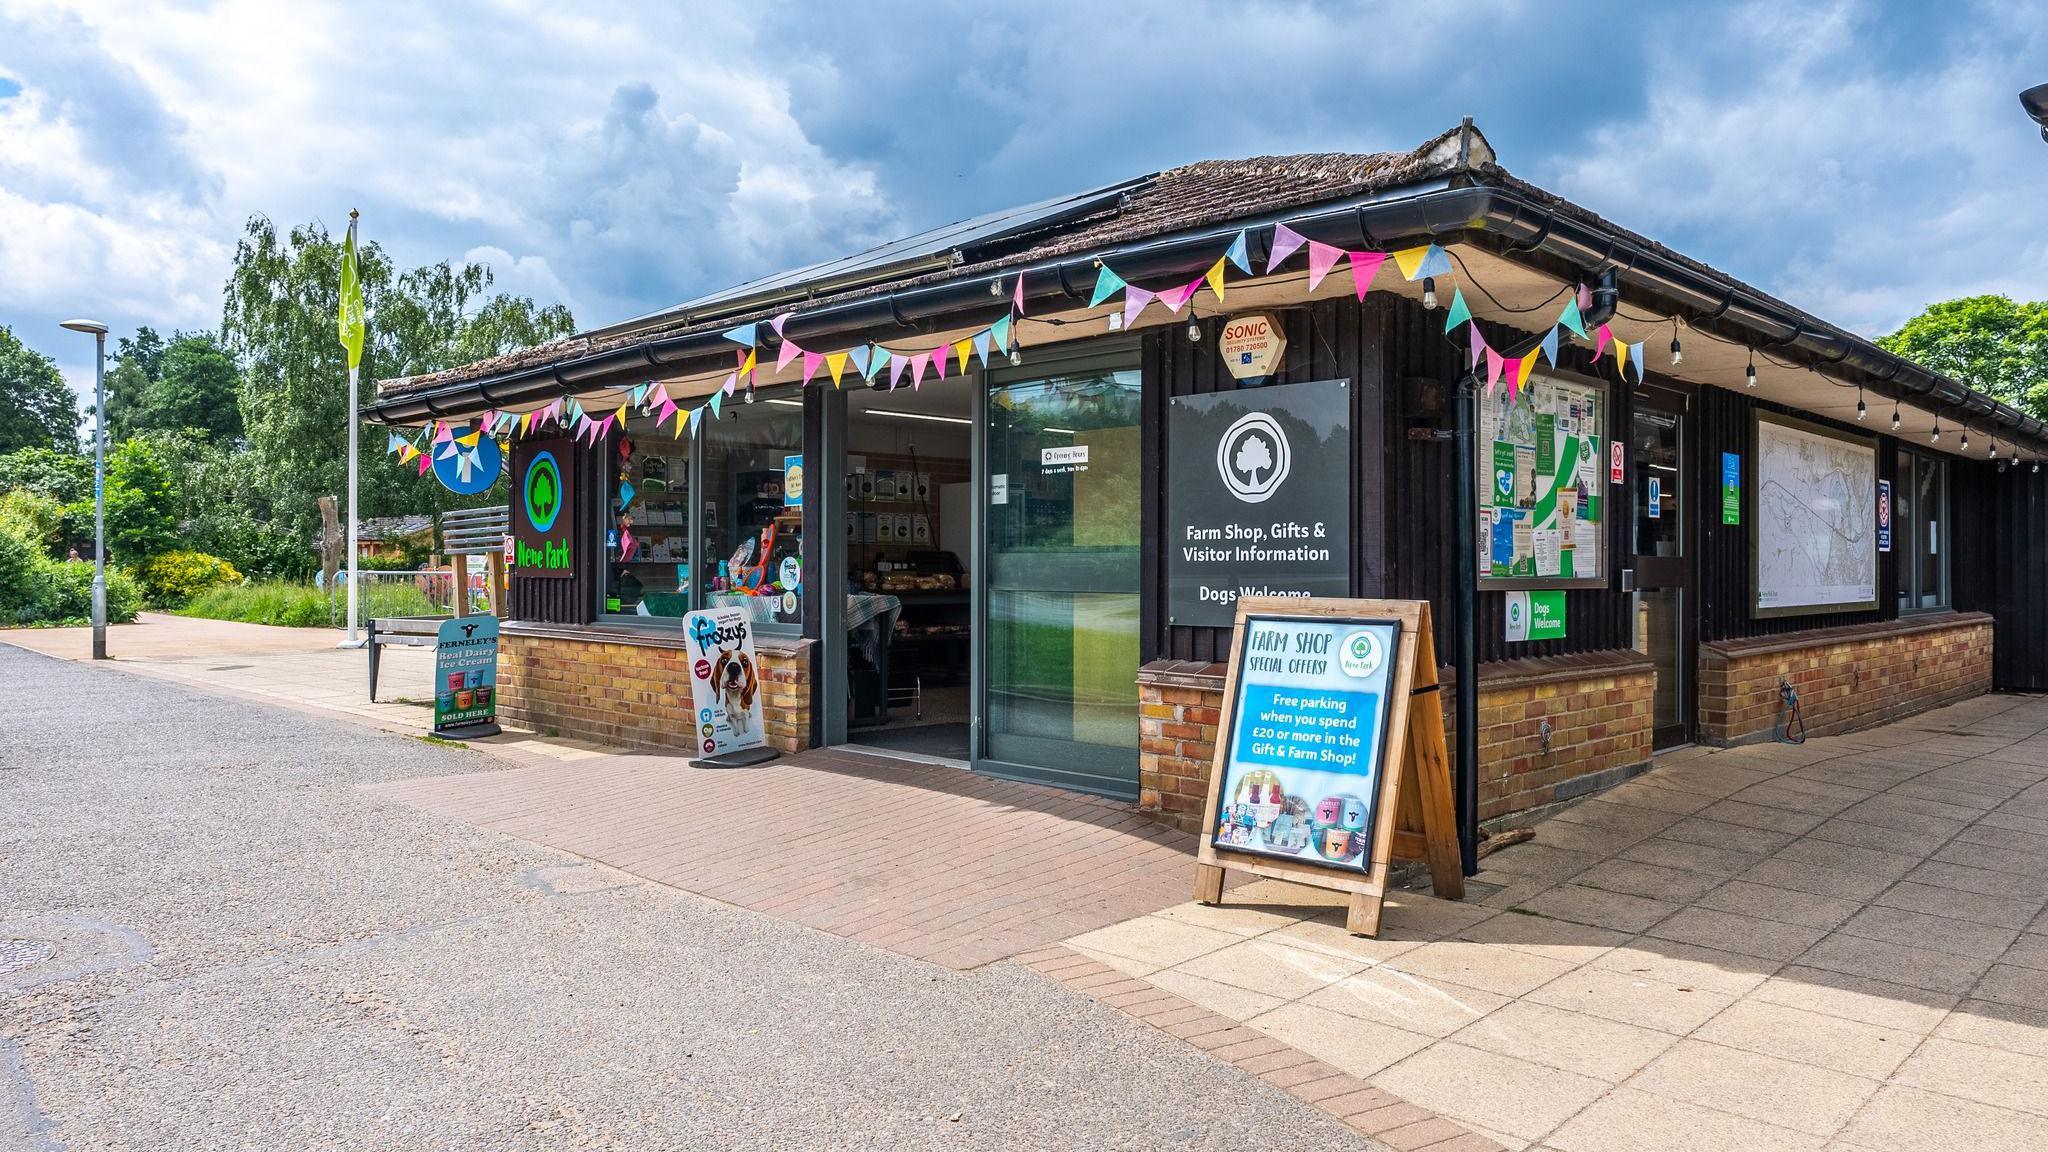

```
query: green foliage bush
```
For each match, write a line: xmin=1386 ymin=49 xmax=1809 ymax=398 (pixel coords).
xmin=0 ymin=517 xmax=142 ymax=625
xmin=177 ymin=579 xmax=438 ymax=628
xmin=136 ymin=550 xmax=243 ymax=607
xmin=0 ymin=490 xmax=67 ymax=555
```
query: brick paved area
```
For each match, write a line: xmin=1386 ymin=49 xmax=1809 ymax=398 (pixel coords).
xmin=1066 ymin=692 xmax=2048 ymax=1152
xmin=370 ymin=746 xmax=1204 ymax=970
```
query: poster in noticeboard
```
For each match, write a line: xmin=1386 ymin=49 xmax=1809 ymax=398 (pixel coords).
xmin=1207 ymin=615 xmax=1401 ymax=874
xmin=1476 ymin=372 xmax=1605 ymax=587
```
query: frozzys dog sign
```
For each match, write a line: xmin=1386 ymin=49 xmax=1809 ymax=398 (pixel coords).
xmin=682 ymin=606 xmax=771 ymax=765
xmin=1195 ymin=597 xmax=1465 ymax=937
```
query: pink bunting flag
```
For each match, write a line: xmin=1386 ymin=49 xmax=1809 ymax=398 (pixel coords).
xmin=929 ymin=346 xmax=948 ymax=381
xmin=722 ymin=371 xmax=737 ymax=397
xmin=890 ymin=352 xmax=910 ymax=390
xmin=658 ymin=399 xmax=677 ymax=424
xmin=650 ymin=383 xmax=670 ymax=408
xmin=1159 ymin=279 xmax=1201 ymax=314
xmin=1122 ymin=286 xmax=1155 ymax=328
xmin=778 ymin=339 xmax=803 ymax=372
xmin=1348 ymin=251 xmax=1388 ymax=301
xmin=1013 ymin=274 xmax=1025 ymax=317
xmin=1267 ymin=223 xmax=1307 ymax=273
xmin=1469 ymin=324 xmax=1487 ymax=370
xmin=1577 ymin=282 xmax=1592 ymax=311
xmin=1592 ymin=324 xmax=1612 ymax=363
xmin=910 ymin=352 xmax=928 ymax=389
xmin=1484 ymin=348 xmax=1506 ymax=393
xmin=434 ymin=422 xmax=454 ymax=444
xmin=1306 ymin=241 xmax=1344 ymax=291
xmin=417 ymin=452 xmax=432 ymax=476
xmin=770 ymin=312 xmax=793 ymax=337
xmin=800 ymin=351 xmax=823 ymax=385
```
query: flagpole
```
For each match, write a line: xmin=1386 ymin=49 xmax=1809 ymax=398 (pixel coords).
xmin=341 ymin=209 xmax=364 ymax=649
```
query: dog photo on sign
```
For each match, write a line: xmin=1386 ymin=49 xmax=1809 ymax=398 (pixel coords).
xmin=713 ymin=648 xmax=758 ymax=736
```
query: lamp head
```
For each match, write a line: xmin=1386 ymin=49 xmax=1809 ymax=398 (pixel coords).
xmin=2025 ymin=84 xmax=2048 ymax=142
xmin=59 ymin=318 xmax=109 ymax=337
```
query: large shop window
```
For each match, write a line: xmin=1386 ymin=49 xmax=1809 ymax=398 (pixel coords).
xmin=604 ymin=413 xmax=693 ymax=620
xmin=1474 ymin=370 xmax=1609 ymax=588
xmin=702 ymin=390 xmax=806 ymax=634
xmin=1895 ymin=449 xmax=1948 ymax=612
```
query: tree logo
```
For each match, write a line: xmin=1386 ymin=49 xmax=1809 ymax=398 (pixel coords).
xmin=523 ymin=451 xmax=563 ymax=533
xmin=1216 ymin=412 xmax=1290 ymax=503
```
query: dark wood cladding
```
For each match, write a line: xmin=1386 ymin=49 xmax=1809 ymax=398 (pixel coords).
xmin=506 ymin=435 xmax=602 ymax=625
xmin=1142 ymin=293 xmax=1631 ymax=664
xmin=1966 ymin=459 xmax=2048 ymax=690
xmin=1691 ymin=387 xmax=1895 ymax=644
xmin=1142 ymin=296 xmax=1384 ymax=663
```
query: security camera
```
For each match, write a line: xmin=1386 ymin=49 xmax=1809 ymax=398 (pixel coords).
xmin=2024 ymin=84 xmax=2048 ymax=143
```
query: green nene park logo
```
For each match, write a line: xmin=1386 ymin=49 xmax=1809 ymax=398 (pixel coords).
xmin=519 ymin=451 xmax=570 ymax=570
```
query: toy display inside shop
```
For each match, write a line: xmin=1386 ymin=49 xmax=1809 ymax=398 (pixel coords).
xmin=602 ymin=426 xmax=804 ymax=624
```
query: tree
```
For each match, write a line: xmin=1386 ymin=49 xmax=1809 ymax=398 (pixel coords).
xmin=135 ymin=333 xmax=243 ymax=443
xmin=1878 ymin=295 xmax=2048 ymax=417
xmin=102 ymin=326 xmax=167 ymax=440
xmin=0 ymin=326 xmax=82 ymax=453
xmin=100 ymin=438 xmax=179 ymax=562
xmin=0 ymin=447 xmax=92 ymax=504
xmin=220 ymin=215 xmax=574 ymax=549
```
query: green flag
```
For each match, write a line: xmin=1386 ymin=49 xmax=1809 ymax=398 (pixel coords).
xmin=338 ymin=212 xmax=365 ymax=370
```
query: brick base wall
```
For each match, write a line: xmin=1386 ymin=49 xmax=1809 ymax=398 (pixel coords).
xmin=498 ymin=625 xmax=814 ymax=754
xmin=1136 ymin=651 xmax=1656 ymax=835
xmin=1698 ymin=613 xmax=1992 ymax=744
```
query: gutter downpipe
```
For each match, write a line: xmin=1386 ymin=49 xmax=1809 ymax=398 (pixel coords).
xmin=1454 ymin=370 xmax=1481 ymax=875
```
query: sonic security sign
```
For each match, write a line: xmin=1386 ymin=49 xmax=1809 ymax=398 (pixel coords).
xmin=1219 ymin=311 xmax=1288 ymax=380
xmin=1167 ymin=378 xmax=1351 ymax=628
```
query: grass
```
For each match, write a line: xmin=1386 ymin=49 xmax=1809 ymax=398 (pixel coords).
xmin=178 ymin=581 xmax=440 ymax=628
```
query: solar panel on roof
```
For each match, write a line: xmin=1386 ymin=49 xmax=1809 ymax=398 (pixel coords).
xmin=587 ymin=173 xmax=1151 ymax=338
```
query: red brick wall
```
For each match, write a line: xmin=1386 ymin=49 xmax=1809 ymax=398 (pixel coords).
xmin=498 ymin=627 xmax=813 ymax=754
xmin=1137 ymin=652 xmax=1656 ymax=834
xmin=1699 ymin=613 xmax=1991 ymax=744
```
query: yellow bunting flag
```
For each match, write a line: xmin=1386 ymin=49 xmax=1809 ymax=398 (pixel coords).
xmin=1516 ymin=351 xmax=1537 ymax=390
xmin=954 ymin=339 xmax=974 ymax=374
xmin=1392 ymin=246 xmax=1431 ymax=281
xmin=1613 ymin=340 xmax=1631 ymax=380
xmin=519 ymin=412 xmax=532 ymax=436
xmin=741 ymin=348 xmax=757 ymax=380
xmin=456 ymin=429 xmax=481 ymax=448
xmin=826 ymin=351 xmax=848 ymax=388
xmin=615 ymin=403 xmax=627 ymax=426
xmin=1205 ymin=257 xmax=1227 ymax=301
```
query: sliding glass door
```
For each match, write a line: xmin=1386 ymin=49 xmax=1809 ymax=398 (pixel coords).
xmin=977 ymin=355 xmax=1142 ymax=797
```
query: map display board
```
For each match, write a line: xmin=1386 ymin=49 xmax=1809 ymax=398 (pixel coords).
xmin=1752 ymin=410 xmax=1878 ymax=616
xmin=1476 ymin=372 xmax=1606 ymax=587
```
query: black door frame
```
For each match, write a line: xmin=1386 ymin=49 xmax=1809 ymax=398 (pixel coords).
xmin=1632 ymin=380 xmax=1697 ymax=749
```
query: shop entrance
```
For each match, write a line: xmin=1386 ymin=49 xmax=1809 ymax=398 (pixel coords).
xmin=1631 ymin=383 xmax=1695 ymax=748
xmin=839 ymin=383 xmax=975 ymax=761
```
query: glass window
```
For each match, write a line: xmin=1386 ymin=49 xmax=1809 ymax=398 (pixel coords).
xmin=700 ymin=390 xmax=806 ymax=632
xmin=1894 ymin=449 xmax=1948 ymax=612
xmin=604 ymin=413 xmax=692 ymax=620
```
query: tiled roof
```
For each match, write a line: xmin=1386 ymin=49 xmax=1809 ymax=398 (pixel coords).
xmin=376 ymin=127 xmax=1480 ymax=399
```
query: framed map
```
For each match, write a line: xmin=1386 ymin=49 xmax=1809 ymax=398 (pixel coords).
xmin=1475 ymin=370 xmax=1607 ymax=589
xmin=1752 ymin=410 xmax=1878 ymax=617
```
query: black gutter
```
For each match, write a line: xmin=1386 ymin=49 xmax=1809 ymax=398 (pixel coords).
xmin=368 ymin=184 xmax=2048 ymax=456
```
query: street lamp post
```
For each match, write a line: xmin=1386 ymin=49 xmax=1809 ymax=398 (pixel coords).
xmin=60 ymin=319 xmax=111 ymax=659
xmin=2024 ymin=84 xmax=2048 ymax=142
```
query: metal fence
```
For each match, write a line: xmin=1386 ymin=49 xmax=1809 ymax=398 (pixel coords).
xmin=347 ymin=570 xmax=480 ymax=620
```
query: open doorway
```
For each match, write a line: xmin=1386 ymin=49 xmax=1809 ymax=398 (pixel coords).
xmin=840 ymin=382 xmax=974 ymax=761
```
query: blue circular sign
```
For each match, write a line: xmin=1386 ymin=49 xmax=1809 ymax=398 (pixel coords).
xmin=433 ymin=432 xmax=503 ymax=496
xmin=522 ymin=450 xmax=562 ymax=530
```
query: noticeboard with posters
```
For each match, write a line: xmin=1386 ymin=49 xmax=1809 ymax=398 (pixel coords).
xmin=1475 ymin=371 xmax=1607 ymax=589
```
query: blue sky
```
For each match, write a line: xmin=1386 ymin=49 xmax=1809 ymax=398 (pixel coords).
xmin=3 ymin=0 xmax=2046 ymax=403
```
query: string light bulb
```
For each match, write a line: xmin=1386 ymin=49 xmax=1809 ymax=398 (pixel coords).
xmin=1187 ymin=318 xmax=1202 ymax=343
xmin=1856 ymin=386 xmax=1866 ymax=421
xmin=1961 ymin=426 xmax=1970 ymax=451
xmin=1007 ymin=336 xmax=1022 ymax=368
xmin=744 ymin=380 xmax=756 ymax=404
xmin=1669 ymin=319 xmax=1683 ymax=366
xmin=1891 ymin=402 xmax=1901 ymax=432
xmin=1745 ymin=348 xmax=1757 ymax=389
xmin=2012 ymin=447 xmax=2021 ymax=466
xmin=1422 ymin=277 xmax=1438 ymax=310
xmin=1932 ymin=416 xmax=1942 ymax=443
xmin=2034 ymin=461 xmax=2040 ymax=474
xmin=1990 ymin=436 xmax=1999 ymax=460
